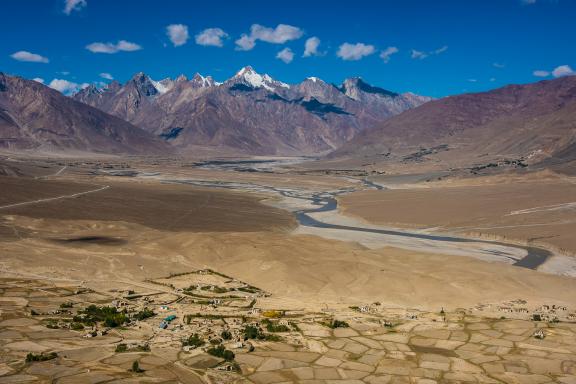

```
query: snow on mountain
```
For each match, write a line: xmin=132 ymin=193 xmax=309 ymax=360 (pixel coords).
xmin=151 ymin=78 xmax=174 ymax=94
xmin=71 ymin=67 xmax=431 ymax=155
xmin=191 ymin=73 xmax=216 ymax=88
xmin=230 ymin=66 xmax=290 ymax=91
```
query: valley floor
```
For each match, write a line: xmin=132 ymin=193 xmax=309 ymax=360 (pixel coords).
xmin=339 ymin=172 xmax=576 ymax=276
xmin=1 ymin=155 xmax=576 ymax=383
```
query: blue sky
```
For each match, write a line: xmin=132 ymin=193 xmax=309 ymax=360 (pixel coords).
xmin=1 ymin=0 xmax=575 ymax=97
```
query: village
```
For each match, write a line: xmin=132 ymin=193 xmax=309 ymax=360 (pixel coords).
xmin=1 ymin=267 xmax=576 ymax=383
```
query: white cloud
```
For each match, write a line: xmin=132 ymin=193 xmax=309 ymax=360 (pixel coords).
xmin=337 ymin=43 xmax=375 ymax=61
xmin=251 ymin=24 xmax=303 ymax=43
xmin=532 ymin=65 xmax=574 ymax=78
xmin=303 ymin=37 xmax=321 ymax=57
xmin=434 ymin=45 xmax=448 ymax=54
xmin=32 ymin=78 xmax=45 ymax=83
xmin=276 ymin=47 xmax=294 ymax=64
xmin=411 ymin=49 xmax=428 ymax=60
xmin=235 ymin=34 xmax=256 ymax=51
xmin=493 ymin=62 xmax=505 ymax=68
xmin=235 ymin=23 xmax=303 ymax=51
xmin=195 ymin=28 xmax=228 ymax=47
xmin=64 ymin=0 xmax=86 ymax=15
xmin=552 ymin=65 xmax=574 ymax=78
xmin=522 ymin=0 xmax=537 ymax=4
xmin=86 ymin=40 xmax=142 ymax=54
xmin=467 ymin=79 xmax=478 ymax=83
xmin=10 ymin=51 xmax=49 ymax=63
xmin=48 ymin=79 xmax=88 ymax=95
xmin=166 ymin=24 xmax=189 ymax=47
xmin=533 ymin=70 xmax=550 ymax=77
xmin=99 ymin=72 xmax=113 ymax=80
xmin=411 ymin=46 xmax=448 ymax=60
xmin=379 ymin=46 xmax=399 ymax=63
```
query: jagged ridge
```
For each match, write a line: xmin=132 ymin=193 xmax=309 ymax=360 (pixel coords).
xmin=73 ymin=67 xmax=431 ymax=155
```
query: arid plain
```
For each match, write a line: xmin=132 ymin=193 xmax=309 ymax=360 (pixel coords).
xmin=340 ymin=172 xmax=576 ymax=258
xmin=1 ymin=155 xmax=576 ymax=383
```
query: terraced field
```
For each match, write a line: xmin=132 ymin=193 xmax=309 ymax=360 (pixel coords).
xmin=1 ymin=276 xmax=575 ymax=384
xmin=237 ymin=316 xmax=576 ymax=383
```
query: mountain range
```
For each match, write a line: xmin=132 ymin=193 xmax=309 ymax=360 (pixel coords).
xmin=1 ymin=68 xmax=575 ymax=173
xmin=0 ymin=73 xmax=169 ymax=155
xmin=73 ymin=66 xmax=431 ymax=155
xmin=330 ymin=75 xmax=576 ymax=172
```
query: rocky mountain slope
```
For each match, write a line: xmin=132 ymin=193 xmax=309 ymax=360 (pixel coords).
xmin=74 ymin=67 xmax=431 ymax=155
xmin=329 ymin=76 xmax=576 ymax=172
xmin=0 ymin=73 xmax=170 ymax=155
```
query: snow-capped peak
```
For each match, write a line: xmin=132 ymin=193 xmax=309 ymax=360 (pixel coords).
xmin=190 ymin=73 xmax=216 ymax=88
xmin=274 ymin=78 xmax=290 ymax=89
xmin=234 ymin=66 xmax=273 ymax=90
xmin=232 ymin=66 xmax=289 ymax=91
xmin=306 ymin=76 xmax=322 ymax=83
xmin=235 ymin=66 xmax=256 ymax=77
xmin=151 ymin=78 xmax=174 ymax=94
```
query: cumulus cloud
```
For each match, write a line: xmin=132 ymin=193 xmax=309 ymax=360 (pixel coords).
xmin=533 ymin=65 xmax=574 ymax=78
xmin=99 ymin=72 xmax=113 ymax=80
xmin=195 ymin=28 xmax=228 ymax=47
xmin=303 ymin=37 xmax=322 ymax=57
xmin=251 ymin=24 xmax=303 ymax=43
xmin=235 ymin=34 xmax=256 ymax=51
xmin=32 ymin=78 xmax=45 ymax=83
xmin=48 ymin=79 xmax=88 ymax=95
xmin=533 ymin=70 xmax=550 ymax=77
xmin=276 ymin=47 xmax=294 ymax=64
xmin=552 ymin=65 xmax=574 ymax=78
xmin=86 ymin=40 xmax=142 ymax=54
xmin=411 ymin=45 xmax=447 ymax=60
xmin=10 ymin=51 xmax=49 ymax=63
xmin=166 ymin=24 xmax=189 ymax=47
xmin=337 ymin=43 xmax=375 ymax=61
xmin=493 ymin=62 xmax=506 ymax=69
xmin=64 ymin=0 xmax=86 ymax=15
xmin=235 ymin=24 xmax=303 ymax=51
xmin=379 ymin=46 xmax=399 ymax=63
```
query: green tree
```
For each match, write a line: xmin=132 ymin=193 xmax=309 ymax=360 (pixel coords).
xmin=207 ymin=345 xmax=235 ymax=361
xmin=221 ymin=330 xmax=232 ymax=340
xmin=182 ymin=334 xmax=204 ymax=348
xmin=131 ymin=360 xmax=143 ymax=373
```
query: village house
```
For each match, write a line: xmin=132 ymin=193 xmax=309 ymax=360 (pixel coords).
xmin=533 ymin=329 xmax=546 ymax=339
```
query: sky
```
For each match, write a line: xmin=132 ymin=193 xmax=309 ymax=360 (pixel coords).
xmin=1 ymin=0 xmax=575 ymax=97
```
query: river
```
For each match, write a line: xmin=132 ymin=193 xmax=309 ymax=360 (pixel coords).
xmin=157 ymin=175 xmax=551 ymax=270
